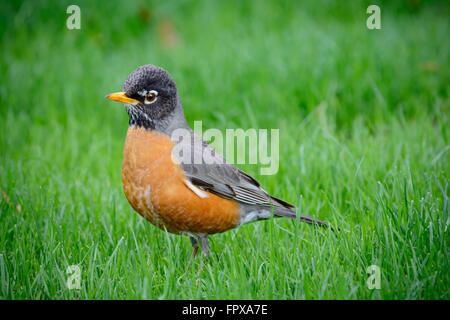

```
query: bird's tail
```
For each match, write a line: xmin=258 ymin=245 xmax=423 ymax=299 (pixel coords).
xmin=273 ymin=207 xmax=329 ymax=227
xmin=267 ymin=194 xmax=330 ymax=227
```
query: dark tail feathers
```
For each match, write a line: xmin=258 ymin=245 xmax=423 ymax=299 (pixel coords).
xmin=273 ymin=207 xmax=330 ymax=227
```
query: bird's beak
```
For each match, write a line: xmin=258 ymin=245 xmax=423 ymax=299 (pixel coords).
xmin=105 ymin=92 xmax=140 ymax=106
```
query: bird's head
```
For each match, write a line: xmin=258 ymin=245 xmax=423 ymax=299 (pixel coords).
xmin=106 ymin=64 xmax=178 ymax=128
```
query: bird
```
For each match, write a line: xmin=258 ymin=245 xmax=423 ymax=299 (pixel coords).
xmin=106 ymin=64 xmax=328 ymax=267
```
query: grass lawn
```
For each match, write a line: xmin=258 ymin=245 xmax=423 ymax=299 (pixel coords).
xmin=0 ymin=0 xmax=448 ymax=299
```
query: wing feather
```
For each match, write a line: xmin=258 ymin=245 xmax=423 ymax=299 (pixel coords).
xmin=175 ymin=129 xmax=295 ymax=209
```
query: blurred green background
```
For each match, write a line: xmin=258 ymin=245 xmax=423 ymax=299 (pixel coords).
xmin=0 ymin=0 xmax=448 ymax=299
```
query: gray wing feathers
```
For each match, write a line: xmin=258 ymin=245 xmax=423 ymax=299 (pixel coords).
xmin=176 ymin=131 xmax=295 ymax=209
xmin=175 ymin=130 xmax=328 ymax=226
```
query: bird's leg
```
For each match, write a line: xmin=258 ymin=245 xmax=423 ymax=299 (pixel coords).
xmin=187 ymin=236 xmax=199 ymax=270
xmin=194 ymin=235 xmax=210 ymax=276
xmin=199 ymin=235 xmax=210 ymax=260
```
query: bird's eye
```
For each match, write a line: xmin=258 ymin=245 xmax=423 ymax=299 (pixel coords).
xmin=144 ymin=90 xmax=158 ymax=104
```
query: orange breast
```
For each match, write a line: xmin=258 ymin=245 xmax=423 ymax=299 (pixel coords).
xmin=121 ymin=126 xmax=240 ymax=234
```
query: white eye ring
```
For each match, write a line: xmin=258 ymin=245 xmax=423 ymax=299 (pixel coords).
xmin=144 ymin=90 xmax=158 ymax=104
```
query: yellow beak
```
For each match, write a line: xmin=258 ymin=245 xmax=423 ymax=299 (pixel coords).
xmin=105 ymin=92 xmax=140 ymax=105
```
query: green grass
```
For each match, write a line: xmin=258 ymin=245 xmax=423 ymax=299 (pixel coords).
xmin=0 ymin=0 xmax=449 ymax=299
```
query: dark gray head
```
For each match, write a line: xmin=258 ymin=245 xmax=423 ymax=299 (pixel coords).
xmin=106 ymin=64 xmax=179 ymax=129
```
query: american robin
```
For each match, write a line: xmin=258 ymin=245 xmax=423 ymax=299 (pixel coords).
xmin=106 ymin=64 xmax=328 ymax=266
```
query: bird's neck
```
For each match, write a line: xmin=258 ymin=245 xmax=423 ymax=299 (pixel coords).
xmin=127 ymin=100 xmax=189 ymax=135
xmin=127 ymin=105 xmax=155 ymax=130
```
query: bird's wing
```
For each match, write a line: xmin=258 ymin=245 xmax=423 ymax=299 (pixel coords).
xmin=172 ymin=130 xmax=329 ymax=227
xmin=173 ymin=130 xmax=295 ymax=210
